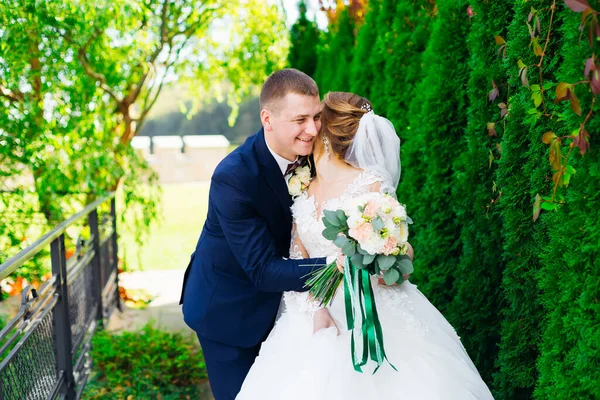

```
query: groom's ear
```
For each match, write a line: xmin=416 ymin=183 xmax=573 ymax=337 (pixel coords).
xmin=261 ymin=109 xmax=273 ymax=131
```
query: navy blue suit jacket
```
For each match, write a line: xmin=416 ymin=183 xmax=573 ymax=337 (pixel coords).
xmin=181 ymin=129 xmax=326 ymax=348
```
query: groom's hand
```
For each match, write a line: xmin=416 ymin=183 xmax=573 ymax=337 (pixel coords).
xmin=313 ymin=308 xmax=339 ymax=335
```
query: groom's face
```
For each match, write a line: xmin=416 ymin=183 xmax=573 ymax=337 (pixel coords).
xmin=263 ymin=93 xmax=321 ymax=160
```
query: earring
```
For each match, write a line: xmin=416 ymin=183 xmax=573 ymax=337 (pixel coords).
xmin=322 ymin=136 xmax=331 ymax=160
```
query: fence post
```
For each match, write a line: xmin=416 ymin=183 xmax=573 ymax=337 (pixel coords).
xmin=110 ymin=197 xmax=122 ymax=311
xmin=88 ymin=209 xmax=104 ymax=324
xmin=51 ymin=234 xmax=76 ymax=400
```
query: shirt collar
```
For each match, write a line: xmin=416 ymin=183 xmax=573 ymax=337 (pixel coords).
xmin=265 ymin=135 xmax=298 ymax=175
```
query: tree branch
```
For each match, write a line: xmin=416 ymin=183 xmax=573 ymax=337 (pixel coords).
xmin=0 ymin=84 xmax=24 ymax=102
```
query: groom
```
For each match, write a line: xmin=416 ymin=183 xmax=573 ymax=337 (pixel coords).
xmin=180 ymin=69 xmax=336 ymax=400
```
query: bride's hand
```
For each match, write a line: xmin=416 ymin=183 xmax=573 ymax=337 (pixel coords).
xmin=406 ymin=242 xmax=414 ymax=261
xmin=336 ymin=252 xmax=345 ymax=273
xmin=313 ymin=308 xmax=339 ymax=335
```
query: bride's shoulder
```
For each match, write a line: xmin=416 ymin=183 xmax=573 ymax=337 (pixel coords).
xmin=348 ymin=168 xmax=385 ymax=193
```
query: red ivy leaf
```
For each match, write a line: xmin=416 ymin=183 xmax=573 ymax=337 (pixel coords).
xmin=584 ymin=56 xmax=595 ymax=77
xmin=489 ymin=80 xmax=500 ymax=102
xmin=570 ymin=91 xmax=582 ymax=116
xmin=591 ymin=70 xmax=600 ymax=95
xmin=499 ymin=103 xmax=508 ymax=118
xmin=487 ymin=122 xmax=497 ymax=137
xmin=573 ymin=124 xmax=590 ymax=155
xmin=564 ymin=0 xmax=592 ymax=13
xmin=467 ymin=5 xmax=474 ymax=18
xmin=520 ymin=67 xmax=529 ymax=87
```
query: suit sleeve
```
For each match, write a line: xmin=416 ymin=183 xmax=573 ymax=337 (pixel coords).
xmin=210 ymin=170 xmax=326 ymax=292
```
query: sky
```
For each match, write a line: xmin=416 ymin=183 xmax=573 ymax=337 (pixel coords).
xmin=282 ymin=0 xmax=328 ymax=29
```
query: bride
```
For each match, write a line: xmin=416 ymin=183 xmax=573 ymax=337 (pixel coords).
xmin=236 ymin=92 xmax=494 ymax=399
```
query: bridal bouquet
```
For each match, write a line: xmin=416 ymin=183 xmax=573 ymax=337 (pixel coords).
xmin=305 ymin=192 xmax=414 ymax=373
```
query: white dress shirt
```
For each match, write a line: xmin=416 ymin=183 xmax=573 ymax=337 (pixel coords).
xmin=265 ymin=135 xmax=298 ymax=176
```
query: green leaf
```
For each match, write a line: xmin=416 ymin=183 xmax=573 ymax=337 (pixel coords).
xmin=376 ymin=255 xmax=396 ymax=271
xmin=342 ymin=241 xmax=356 ymax=257
xmin=541 ymin=202 xmax=559 ymax=211
xmin=362 ymin=253 xmax=376 ymax=265
xmin=351 ymin=253 xmax=365 ymax=269
xmin=383 ymin=268 xmax=400 ymax=285
xmin=333 ymin=235 xmax=349 ymax=249
xmin=322 ymin=226 xmax=340 ymax=241
xmin=357 ymin=245 xmax=368 ymax=255
xmin=336 ymin=209 xmax=348 ymax=225
xmin=372 ymin=216 xmax=384 ymax=231
xmin=323 ymin=209 xmax=341 ymax=227
xmin=530 ymin=84 xmax=541 ymax=92
xmin=406 ymin=216 xmax=413 ymax=225
xmin=532 ymin=91 xmax=542 ymax=108
xmin=396 ymin=256 xmax=414 ymax=275
xmin=543 ymin=82 xmax=554 ymax=90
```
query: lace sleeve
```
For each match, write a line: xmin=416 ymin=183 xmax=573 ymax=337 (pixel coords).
xmin=289 ymin=222 xmax=308 ymax=259
xmin=288 ymin=222 xmax=324 ymax=315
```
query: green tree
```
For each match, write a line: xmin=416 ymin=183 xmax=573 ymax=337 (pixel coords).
xmin=367 ymin=0 xmax=396 ymax=112
xmin=493 ymin=0 xmax=560 ymax=397
xmin=349 ymin=0 xmax=380 ymax=99
xmin=288 ymin=0 xmax=320 ymax=77
xmin=398 ymin=0 xmax=471 ymax=320
xmin=314 ymin=7 xmax=355 ymax=94
xmin=383 ymin=0 xmax=434 ymax=131
xmin=0 ymin=0 xmax=289 ymax=274
xmin=534 ymin=4 xmax=600 ymax=399
xmin=448 ymin=0 xmax=510 ymax=385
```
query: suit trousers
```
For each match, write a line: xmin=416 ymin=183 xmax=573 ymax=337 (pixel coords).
xmin=198 ymin=334 xmax=262 ymax=400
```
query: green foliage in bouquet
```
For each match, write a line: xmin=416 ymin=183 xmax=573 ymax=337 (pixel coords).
xmin=307 ymin=208 xmax=413 ymax=307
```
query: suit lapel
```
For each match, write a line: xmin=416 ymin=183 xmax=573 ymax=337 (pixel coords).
xmin=254 ymin=129 xmax=293 ymax=223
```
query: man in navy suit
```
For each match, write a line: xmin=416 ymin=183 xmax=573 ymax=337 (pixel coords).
xmin=180 ymin=69 xmax=337 ymax=399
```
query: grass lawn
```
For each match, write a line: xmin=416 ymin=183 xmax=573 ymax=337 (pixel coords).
xmin=119 ymin=182 xmax=209 ymax=271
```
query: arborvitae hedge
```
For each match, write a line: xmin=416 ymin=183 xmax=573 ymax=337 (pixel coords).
xmin=493 ymin=0 xmax=560 ymax=398
xmin=448 ymin=0 xmax=509 ymax=386
xmin=314 ymin=8 xmax=355 ymax=94
xmin=349 ymin=0 xmax=380 ymax=99
xmin=367 ymin=0 xmax=396 ymax=112
xmin=400 ymin=0 xmax=471 ymax=317
xmin=383 ymin=0 xmax=434 ymax=132
xmin=287 ymin=0 xmax=319 ymax=77
xmin=534 ymin=6 xmax=600 ymax=399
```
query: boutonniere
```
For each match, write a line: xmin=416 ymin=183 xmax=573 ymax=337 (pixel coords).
xmin=286 ymin=165 xmax=312 ymax=198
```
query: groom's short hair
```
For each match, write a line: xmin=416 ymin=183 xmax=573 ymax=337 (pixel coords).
xmin=260 ymin=68 xmax=319 ymax=113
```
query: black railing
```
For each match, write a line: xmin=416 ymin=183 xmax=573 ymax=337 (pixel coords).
xmin=0 ymin=194 xmax=120 ymax=400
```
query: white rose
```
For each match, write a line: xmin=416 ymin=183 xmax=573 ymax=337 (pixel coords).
xmin=398 ymin=222 xmax=409 ymax=243
xmin=295 ymin=166 xmax=311 ymax=183
xmin=288 ymin=175 xmax=302 ymax=196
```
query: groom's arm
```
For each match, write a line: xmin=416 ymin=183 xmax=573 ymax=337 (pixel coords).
xmin=211 ymin=170 xmax=325 ymax=292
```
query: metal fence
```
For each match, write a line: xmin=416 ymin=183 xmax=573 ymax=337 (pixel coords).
xmin=0 ymin=194 xmax=120 ymax=400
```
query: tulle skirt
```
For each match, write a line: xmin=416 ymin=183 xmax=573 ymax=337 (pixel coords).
xmin=236 ymin=280 xmax=494 ymax=400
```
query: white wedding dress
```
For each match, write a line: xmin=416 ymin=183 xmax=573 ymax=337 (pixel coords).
xmin=236 ymin=170 xmax=494 ymax=399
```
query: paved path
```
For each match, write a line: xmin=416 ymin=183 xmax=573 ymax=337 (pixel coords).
xmin=107 ymin=269 xmax=190 ymax=333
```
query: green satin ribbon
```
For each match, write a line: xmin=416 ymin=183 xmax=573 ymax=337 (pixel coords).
xmin=343 ymin=257 xmax=397 ymax=374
